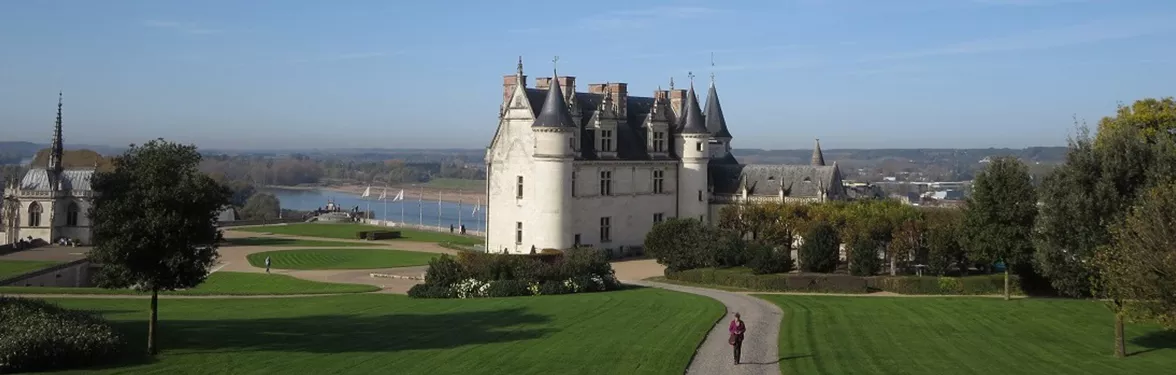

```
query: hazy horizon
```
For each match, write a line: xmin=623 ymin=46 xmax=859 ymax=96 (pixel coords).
xmin=3 ymin=0 xmax=1173 ymax=150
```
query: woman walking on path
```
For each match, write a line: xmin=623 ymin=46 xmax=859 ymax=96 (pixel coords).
xmin=729 ymin=312 xmax=747 ymax=365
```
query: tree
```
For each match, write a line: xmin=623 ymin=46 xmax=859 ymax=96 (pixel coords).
xmin=798 ymin=221 xmax=839 ymax=273
xmin=240 ymin=192 xmax=281 ymax=220
xmin=1093 ymin=183 xmax=1176 ymax=358
xmin=962 ymin=156 xmax=1038 ymax=300
xmin=644 ymin=218 xmax=719 ymax=272
xmin=88 ymin=139 xmax=231 ymax=355
xmin=848 ymin=236 xmax=881 ymax=276
xmin=885 ymin=205 xmax=923 ymax=275
xmin=923 ymin=208 xmax=966 ymax=276
xmin=1094 ymin=97 xmax=1176 ymax=146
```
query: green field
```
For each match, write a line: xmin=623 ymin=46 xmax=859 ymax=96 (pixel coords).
xmin=761 ymin=295 xmax=1176 ymax=374
xmin=224 ymin=237 xmax=373 ymax=247
xmin=236 ymin=223 xmax=483 ymax=245
xmin=0 ymin=260 xmax=61 ymax=280
xmin=0 ymin=271 xmax=378 ymax=296
xmin=246 ymin=248 xmax=438 ymax=270
xmin=426 ymin=178 xmax=486 ymax=190
xmin=44 ymin=287 xmax=721 ymax=374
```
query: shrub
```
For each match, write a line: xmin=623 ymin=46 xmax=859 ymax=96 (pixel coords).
xmin=848 ymin=237 xmax=882 ymax=276
xmin=665 ymin=268 xmax=1024 ymax=296
xmin=866 ymin=275 xmax=1021 ymax=295
xmin=644 ymin=218 xmax=716 ymax=272
xmin=747 ymin=243 xmax=794 ymax=275
xmin=560 ymin=247 xmax=613 ymax=281
xmin=407 ymin=284 xmax=455 ymax=298
xmin=537 ymin=280 xmax=572 ymax=295
xmin=0 ymin=297 xmax=122 ymax=373
xmin=799 ymin=222 xmax=839 ymax=273
xmin=484 ymin=280 xmax=532 ymax=297
xmin=711 ymin=231 xmax=751 ymax=268
xmin=423 ymin=255 xmax=463 ymax=287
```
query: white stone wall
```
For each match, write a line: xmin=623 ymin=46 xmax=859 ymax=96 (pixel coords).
xmin=486 ymin=84 xmax=540 ymax=254
xmin=568 ymin=161 xmax=678 ymax=250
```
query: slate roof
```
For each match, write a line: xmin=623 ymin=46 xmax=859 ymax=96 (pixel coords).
xmin=704 ymin=84 xmax=732 ymax=138
xmin=525 ymin=88 xmax=670 ymax=161
xmin=676 ymin=86 xmax=709 ymax=134
xmin=531 ymin=76 xmax=578 ymax=128
xmin=709 ymin=164 xmax=840 ymax=198
xmin=19 ymin=168 xmax=94 ymax=191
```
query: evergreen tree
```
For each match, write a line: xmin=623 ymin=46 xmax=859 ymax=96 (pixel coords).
xmin=962 ymin=156 xmax=1037 ymax=300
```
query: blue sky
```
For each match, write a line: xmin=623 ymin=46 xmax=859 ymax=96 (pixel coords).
xmin=1 ymin=0 xmax=1174 ymax=150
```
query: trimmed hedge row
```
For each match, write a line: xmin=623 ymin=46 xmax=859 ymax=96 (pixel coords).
xmin=665 ymin=268 xmax=1023 ymax=295
xmin=355 ymin=230 xmax=401 ymax=240
xmin=0 ymin=297 xmax=123 ymax=373
xmin=408 ymin=248 xmax=621 ymax=299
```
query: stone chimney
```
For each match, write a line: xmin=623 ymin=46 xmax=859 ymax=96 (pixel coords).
xmin=502 ymin=75 xmax=526 ymax=105
xmin=607 ymin=83 xmax=627 ymax=117
xmin=588 ymin=83 xmax=607 ymax=94
xmin=669 ymin=89 xmax=687 ymax=118
xmin=536 ymin=77 xmax=552 ymax=90
xmin=556 ymin=76 xmax=576 ymax=100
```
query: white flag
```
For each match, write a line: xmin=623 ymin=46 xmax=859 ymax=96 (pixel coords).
xmin=393 ymin=190 xmax=405 ymax=201
xmin=378 ymin=188 xmax=387 ymax=200
xmin=472 ymin=204 xmax=480 ymax=215
xmin=361 ymin=186 xmax=372 ymax=198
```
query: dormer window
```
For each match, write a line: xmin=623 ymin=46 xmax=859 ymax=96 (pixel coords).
xmin=651 ymin=131 xmax=666 ymax=152
xmin=599 ymin=130 xmax=614 ymax=152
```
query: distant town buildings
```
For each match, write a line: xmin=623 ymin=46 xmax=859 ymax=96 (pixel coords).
xmin=484 ymin=58 xmax=846 ymax=253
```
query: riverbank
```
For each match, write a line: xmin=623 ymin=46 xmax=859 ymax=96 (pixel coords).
xmin=266 ymin=183 xmax=485 ymax=205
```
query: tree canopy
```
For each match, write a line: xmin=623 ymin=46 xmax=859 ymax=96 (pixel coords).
xmin=962 ymin=156 xmax=1037 ymax=299
xmin=240 ymin=192 xmax=281 ymax=220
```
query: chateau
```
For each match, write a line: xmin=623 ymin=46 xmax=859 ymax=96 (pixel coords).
xmin=2 ymin=94 xmax=96 ymax=245
xmin=485 ymin=59 xmax=846 ymax=254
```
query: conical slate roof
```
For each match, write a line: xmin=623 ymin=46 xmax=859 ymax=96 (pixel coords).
xmin=811 ymin=138 xmax=826 ymax=166
xmin=704 ymin=83 xmax=732 ymax=138
xmin=531 ymin=72 xmax=577 ymax=129
xmin=677 ymin=84 xmax=708 ymax=134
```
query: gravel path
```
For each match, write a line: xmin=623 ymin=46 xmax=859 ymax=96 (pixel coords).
xmin=627 ymin=280 xmax=782 ymax=375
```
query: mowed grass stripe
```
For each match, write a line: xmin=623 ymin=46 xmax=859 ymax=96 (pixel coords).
xmin=46 ymin=288 xmax=723 ymax=374
xmin=760 ymin=295 xmax=1176 ymax=375
xmin=0 ymin=260 xmax=61 ymax=279
xmin=246 ymin=248 xmax=438 ymax=270
xmin=0 ymin=272 xmax=377 ymax=296
xmin=235 ymin=223 xmax=483 ymax=245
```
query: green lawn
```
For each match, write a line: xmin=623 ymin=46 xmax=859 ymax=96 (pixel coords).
xmin=223 ymin=237 xmax=373 ymax=247
xmin=236 ymin=223 xmax=483 ymax=245
xmin=0 ymin=260 xmax=61 ymax=280
xmin=44 ymin=287 xmax=721 ymax=374
xmin=246 ymin=248 xmax=438 ymax=270
xmin=0 ymin=271 xmax=378 ymax=296
xmin=761 ymin=295 xmax=1176 ymax=375
xmin=426 ymin=178 xmax=485 ymax=191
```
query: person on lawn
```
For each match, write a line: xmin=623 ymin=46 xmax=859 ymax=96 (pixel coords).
xmin=265 ymin=256 xmax=272 ymax=273
xmin=729 ymin=312 xmax=747 ymax=365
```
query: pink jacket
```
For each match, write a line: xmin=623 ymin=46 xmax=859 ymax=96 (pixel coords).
xmin=729 ymin=319 xmax=746 ymax=335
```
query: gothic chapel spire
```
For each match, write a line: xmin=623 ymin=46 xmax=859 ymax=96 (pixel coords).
xmin=49 ymin=91 xmax=64 ymax=173
xmin=812 ymin=138 xmax=826 ymax=166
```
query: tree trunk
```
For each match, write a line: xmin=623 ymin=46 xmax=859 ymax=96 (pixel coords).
xmin=1114 ymin=312 xmax=1126 ymax=358
xmin=889 ymin=255 xmax=897 ymax=276
xmin=1003 ymin=268 xmax=1010 ymax=301
xmin=148 ymin=288 xmax=159 ymax=355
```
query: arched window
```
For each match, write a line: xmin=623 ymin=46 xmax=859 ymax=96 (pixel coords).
xmin=28 ymin=202 xmax=42 ymax=227
xmin=67 ymin=202 xmax=79 ymax=226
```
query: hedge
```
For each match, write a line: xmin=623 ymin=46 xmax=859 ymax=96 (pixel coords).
xmin=355 ymin=230 xmax=401 ymax=240
xmin=665 ymin=268 xmax=1023 ymax=295
xmin=408 ymin=248 xmax=621 ymax=299
xmin=0 ymin=297 xmax=123 ymax=373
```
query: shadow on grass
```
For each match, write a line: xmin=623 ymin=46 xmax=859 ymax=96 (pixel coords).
xmin=1130 ymin=330 xmax=1176 ymax=357
xmin=96 ymin=307 xmax=554 ymax=368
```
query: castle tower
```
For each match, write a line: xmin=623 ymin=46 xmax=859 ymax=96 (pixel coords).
xmin=674 ymin=74 xmax=711 ymax=223
xmin=704 ymin=74 xmax=735 ymax=163
xmin=529 ymin=63 xmax=577 ymax=250
xmin=811 ymin=138 xmax=826 ymax=166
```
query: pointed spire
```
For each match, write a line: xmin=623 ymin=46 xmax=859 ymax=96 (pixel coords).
xmin=531 ymin=57 xmax=577 ymax=129
xmin=677 ymin=72 xmax=708 ymax=134
xmin=704 ymin=75 xmax=732 ymax=139
xmin=669 ymin=77 xmax=675 ymax=91
xmin=49 ymin=91 xmax=64 ymax=173
xmin=812 ymin=138 xmax=826 ymax=166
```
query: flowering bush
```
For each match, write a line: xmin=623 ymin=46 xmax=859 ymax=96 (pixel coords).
xmin=0 ymin=297 xmax=123 ymax=373
xmin=409 ymin=248 xmax=623 ymax=299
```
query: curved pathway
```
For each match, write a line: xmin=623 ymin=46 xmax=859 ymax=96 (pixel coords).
xmin=626 ymin=279 xmax=783 ymax=375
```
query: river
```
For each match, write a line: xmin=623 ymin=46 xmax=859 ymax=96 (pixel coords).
xmin=264 ymin=187 xmax=487 ymax=232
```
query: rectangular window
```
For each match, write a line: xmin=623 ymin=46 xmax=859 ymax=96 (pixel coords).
xmin=600 ymin=130 xmax=613 ymax=152
xmin=515 ymin=222 xmax=523 ymax=244
xmin=600 ymin=170 xmax=612 ymax=196
xmin=652 ymin=170 xmax=664 ymax=193
xmin=653 ymin=213 xmax=664 ymax=223
xmin=571 ymin=171 xmax=576 ymax=197
xmin=696 ymin=142 xmax=702 ymax=151
xmin=516 ymin=176 xmax=524 ymax=199
xmin=574 ymin=234 xmax=581 ymax=246
xmin=698 ymin=190 xmax=703 ymax=202
xmin=600 ymin=217 xmax=611 ymax=242
xmin=652 ymin=131 xmax=666 ymax=152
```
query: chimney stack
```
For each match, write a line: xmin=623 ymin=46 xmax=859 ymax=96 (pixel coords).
xmin=536 ymin=77 xmax=552 ymax=90
xmin=669 ymin=89 xmax=687 ymax=118
xmin=607 ymin=83 xmax=627 ymax=117
xmin=502 ymin=75 xmax=526 ymax=105
xmin=556 ymin=76 xmax=576 ymax=100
